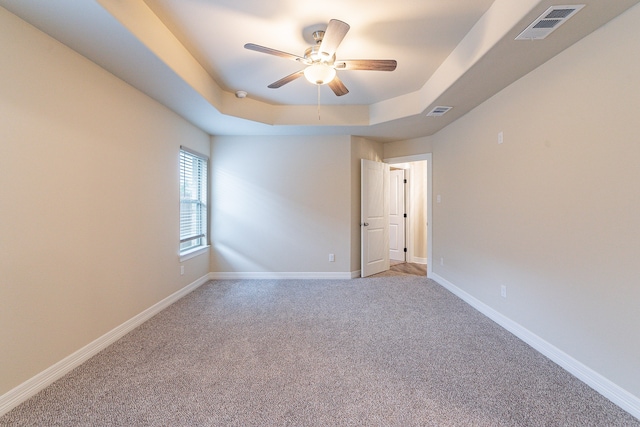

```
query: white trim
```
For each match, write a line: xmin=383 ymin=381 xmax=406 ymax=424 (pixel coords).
xmin=0 ymin=274 xmax=211 ymax=417
xmin=426 ymin=155 xmax=433 ymax=277
xmin=208 ymin=271 xmax=356 ymax=280
xmin=385 ymin=155 xmax=429 ymax=164
xmin=410 ymin=256 xmax=427 ymax=265
xmin=430 ymin=272 xmax=640 ymax=420
xmin=179 ymin=245 xmax=210 ymax=262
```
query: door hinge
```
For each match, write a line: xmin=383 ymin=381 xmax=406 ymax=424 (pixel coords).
xmin=404 ymin=213 xmax=407 ymax=218
xmin=404 ymin=179 xmax=407 ymax=184
xmin=404 ymin=248 xmax=407 ymax=252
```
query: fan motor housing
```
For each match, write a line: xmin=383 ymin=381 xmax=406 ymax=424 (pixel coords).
xmin=304 ymin=45 xmax=335 ymax=64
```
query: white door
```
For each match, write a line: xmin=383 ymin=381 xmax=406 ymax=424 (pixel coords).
xmin=361 ymin=159 xmax=390 ymax=277
xmin=389 ymin=169 xmax=405 ymax=261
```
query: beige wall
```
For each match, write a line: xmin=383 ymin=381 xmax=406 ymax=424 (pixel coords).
xmin=0 ymin=9 xmax=210 ymax=395
xmin=210 ymin=135 xmax=353 ymax=274
xmin=209 ymin=135 xmax=383 ymax=276
xmin=384 ymin=136 xmax=433 ymax=160
xmin=423 ymin=4 xmax=640 ymax=397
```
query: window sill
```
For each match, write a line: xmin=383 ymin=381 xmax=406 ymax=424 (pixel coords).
xmin=179 ymin=245 xmax=210 ymax=262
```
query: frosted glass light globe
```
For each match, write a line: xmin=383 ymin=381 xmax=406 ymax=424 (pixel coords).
xmin=304 ymin=63 xmax=336 ymax=85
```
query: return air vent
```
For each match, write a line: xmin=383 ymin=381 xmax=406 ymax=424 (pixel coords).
xmin=426 ymin=106 xmax=452 ymax=117
xmin=515 ymin=5 xmax=585 ymax=40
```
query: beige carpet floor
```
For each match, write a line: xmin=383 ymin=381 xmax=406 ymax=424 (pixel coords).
xmin=1 ymin=276 xmax=638 ymax=426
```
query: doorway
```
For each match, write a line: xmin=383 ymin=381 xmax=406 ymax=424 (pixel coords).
xmin=385 ymin=154 xmax=432 ymax=277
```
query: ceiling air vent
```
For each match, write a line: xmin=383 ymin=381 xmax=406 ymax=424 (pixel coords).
xmin=515 ymin=5 xmax=585 ymax=40
xmin=426 ymin=106 xmax=452 ymax=117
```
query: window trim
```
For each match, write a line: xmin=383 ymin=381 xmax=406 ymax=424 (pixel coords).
xmin=179 ymin=245 xmax=210 ymax=262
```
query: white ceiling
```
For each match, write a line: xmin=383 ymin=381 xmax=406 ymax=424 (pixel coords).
xmin=143 ymin=0 xmax=495 ymax=106
xmin=2 ymin=0 xmax=639 ymax=142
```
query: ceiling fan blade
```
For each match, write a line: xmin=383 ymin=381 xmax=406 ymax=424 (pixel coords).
xmin=319 ymin=19 xmax=350 ymax=58
xmin=334 ymin=60 xmax=397 ymax=71
xmin=268 ymin=70 xmax=305 ymax=88
xmin=328 ymin=76 xmax=349 ymax=96
xmin=244 ymin=43 xmax=307 ymax=63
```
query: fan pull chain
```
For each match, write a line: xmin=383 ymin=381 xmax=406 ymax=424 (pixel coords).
xmin=317 ymin=84 xmax=321 ymax=120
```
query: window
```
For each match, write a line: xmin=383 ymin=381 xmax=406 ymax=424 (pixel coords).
xmin=180 ymin=147 xmax=208 ymax=255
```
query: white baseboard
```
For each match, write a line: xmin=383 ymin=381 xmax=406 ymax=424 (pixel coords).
xmin=208 ymin=271 xmax=356 ymax=280
xmin=430 ymin=272 xmax=640 ymax=421
xmin=410 ymin=256 xmax=427 ymax=265
xmin=0 ymin=274 xmax=211 ymax=417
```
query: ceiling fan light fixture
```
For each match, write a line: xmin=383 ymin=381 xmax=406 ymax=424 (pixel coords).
xmin=304 ymin=63 xmax=336 ymax=85
xmin=245 ymin=19 xmax=396 ymax=95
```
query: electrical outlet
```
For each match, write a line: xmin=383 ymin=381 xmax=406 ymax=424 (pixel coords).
xmin=436 ymin=194 xmax=442 ymax=204
xmin=180 ymin=265 xmax=185 ymax=276
xmin=501 ymin=285 xmax=507 ymax=298
xmin=329 ymin=253 xmax=335 ymax=262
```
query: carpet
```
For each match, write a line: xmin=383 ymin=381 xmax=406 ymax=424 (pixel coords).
xmin=1 ymin=277 xmax=638 ymax=426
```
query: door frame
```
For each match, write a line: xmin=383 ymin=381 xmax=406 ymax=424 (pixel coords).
xmin=384 ymin=153 xmax=432 ymax=277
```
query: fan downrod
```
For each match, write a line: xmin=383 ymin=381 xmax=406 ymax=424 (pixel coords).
xmin=311 ymin=30 xmax=325 ymax=44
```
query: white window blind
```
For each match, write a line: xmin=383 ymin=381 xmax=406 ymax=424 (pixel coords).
xmin=180 ymin=147 xmax=208 ymax=253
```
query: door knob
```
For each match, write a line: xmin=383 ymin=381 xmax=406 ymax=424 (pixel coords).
xmin=362 ymin=222 xmax=369 ymax=226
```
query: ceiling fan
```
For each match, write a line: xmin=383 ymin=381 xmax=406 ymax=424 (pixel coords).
xmin=244 ymin=19 xmax=397 ymax=97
